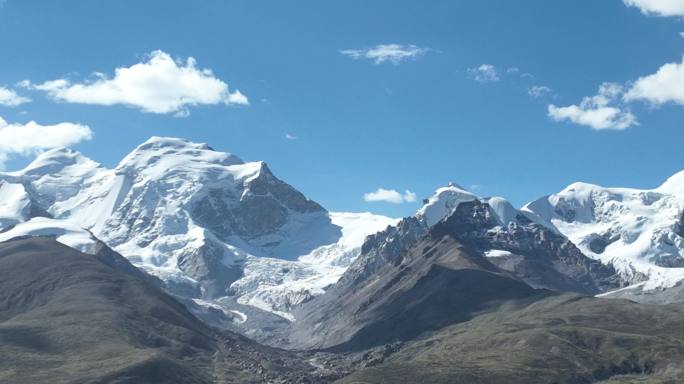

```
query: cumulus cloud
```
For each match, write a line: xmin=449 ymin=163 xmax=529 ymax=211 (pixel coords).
xmin=0 ymin=87 xmax=30 ymax=107
xmin=0 ymin=116 xmax=93 ymax=169
xmin=340 ymin=44 xmax=429 ymax=65
xmin=625 ymin=55 xmax=684 ymax=106
xmin=528 ymin=85 xmax=553 ymax=98
xmin=467 ymin=64 xmax=500 ymax=83
xmin=363 ymin=188 xmax=417 ymax=204
xmin=548 ymin=83 xmax=637 ymax=130
xmin=21 ymin=50 xmax=248 ymax=115
xmin=623 ymin=0 xmax=684 ymax=17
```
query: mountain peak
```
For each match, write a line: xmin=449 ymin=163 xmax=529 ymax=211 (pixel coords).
xmin=18 ymin=147 xmax=101 ymax=177
xmin=416 ymin=183 xmax=479 ymax=227
xmin=117 ymin=136 xmax=244 ymax=176
xmin=138 ymin=136 xmax=215 ymax=151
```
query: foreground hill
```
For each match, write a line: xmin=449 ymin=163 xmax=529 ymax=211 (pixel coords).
xmin=0 ymin=237 xmax=323 ymax=384
xmin=338 ymin=293 xmax=684 ymax=384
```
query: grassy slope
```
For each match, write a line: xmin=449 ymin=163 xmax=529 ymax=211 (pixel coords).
xmin=338 ymin=294 xmax=684 ymax=384
xmin=0 ymin=237 xmax=319 ymax=384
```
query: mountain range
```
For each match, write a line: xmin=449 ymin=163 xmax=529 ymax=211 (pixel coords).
xmin=1 ymin=137 xmax=683 ymax=382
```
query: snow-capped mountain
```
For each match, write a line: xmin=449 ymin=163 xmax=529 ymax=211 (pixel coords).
xmin=0 ymin=137 xmax=396 ymax=322
xmin=291 ymin=185 xmax=617 ymax=349
xmin=334 ymin=182 xmax=617 ymax=300
xmin=523 ymin=172 xmax=684 ymax=301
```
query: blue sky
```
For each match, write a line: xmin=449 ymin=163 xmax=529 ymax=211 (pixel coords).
xmin=1 ymin=0 xmax=683 ymax=217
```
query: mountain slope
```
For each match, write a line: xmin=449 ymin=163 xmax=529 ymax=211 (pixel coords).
xmin=0 ymin=237 xmax=323 ymax=383
xmin=291 ymin=230 xmax=539 ymax=351
xmin=338 ymin=294 xmax=684 ymax=384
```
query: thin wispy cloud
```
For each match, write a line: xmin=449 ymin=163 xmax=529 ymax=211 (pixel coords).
xmin=467 ymin=64 xmax=500 ymax=83
xmin=285 ymin=133 xmax=297 ymax=140
xmin=0 ymin=116 xmax=93 ymax=169
xmin=21 ymin=50 xmax=248 ymax=116
xmin=623 ymin=0 xmax=684 ymax=17
xmin=528 ymin=85 xmax=553 ymax=99
xmin=548 ymin=83 xmax=637 ymax=130
xmin=0 ymin=87 xmax=30 ymax=107
xmin=363 ymin=188 xmax=417 ymax=204
xmin=340 ymin=44 xmax=429 ymax=65
xmin=625 ymin=55 xmax=684 ymax=107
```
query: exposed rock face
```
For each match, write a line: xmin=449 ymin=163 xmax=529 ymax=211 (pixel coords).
xmin=336 ymin=216 xmax=428 ymax=290
xmin=435 ymin=201 xmax=620 ymax=293
xmin=189 ymin=162 xmax=326 ymax=243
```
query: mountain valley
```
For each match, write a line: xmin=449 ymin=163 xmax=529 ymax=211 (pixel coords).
xmin=1 ymin=137 xmax=684 ymax=383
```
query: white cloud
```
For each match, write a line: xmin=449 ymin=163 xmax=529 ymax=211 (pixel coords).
xmin=467 ymin=64 xmax=500 ymax=83
xmin=285 ymin=133 xmax=297 ymax=140
xmin=363 ymin=188 xmax=417 ymax=204
xmin=22 ymin=50 xmax=248 ymax=114
xmin=528 ymin=85 xmax=553 ymax=98
xmin=0 ymin=87 xmax=30 ymax=107
xmin=680 ymin=32 xmax=684 ymax=38
xmin=340 ymin=44 xmax=429 ymax=65
xmin=625 ymin=55 xmax=684 ymax=106
xmin=548 ymin=83 xmax=637 ymax=130
xmin=624 ymin=0 xmax=684 ymax=17
xmin=403 ymin=190 xmax=417 ymax=203
xmin=0 ymin=116 xmax=93 ymax=169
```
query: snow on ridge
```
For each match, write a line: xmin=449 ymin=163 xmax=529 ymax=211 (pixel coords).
xmin=0 ymin=217 xmax=98 ymax=254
